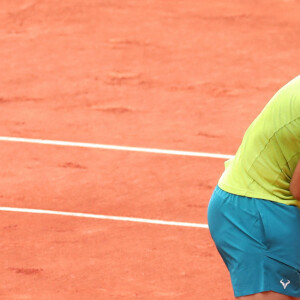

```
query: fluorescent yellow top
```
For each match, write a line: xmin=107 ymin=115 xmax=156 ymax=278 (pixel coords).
xmin=219 ymin=76 xmax=300 ymax=208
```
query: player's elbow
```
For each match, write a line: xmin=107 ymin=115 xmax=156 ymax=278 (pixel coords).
xmin=290 ymin=182 xmax=300 ymax=200
xmin=290 ymin=159 xmax=300 ymax=200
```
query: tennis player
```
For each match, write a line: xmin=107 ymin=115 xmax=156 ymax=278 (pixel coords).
xmin=207 ymin=76 xmax=300 ymax=299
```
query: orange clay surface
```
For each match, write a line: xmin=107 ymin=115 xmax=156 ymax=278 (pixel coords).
xmin=0 ymin=0 xmax=300 ymax=299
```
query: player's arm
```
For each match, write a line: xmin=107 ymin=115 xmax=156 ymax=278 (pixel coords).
xmin=290 ymin=159 xmax=300 ymax=200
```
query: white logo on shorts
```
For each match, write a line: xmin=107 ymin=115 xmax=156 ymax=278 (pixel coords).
xmin=280 ymin=279 xmax=290 ymax=289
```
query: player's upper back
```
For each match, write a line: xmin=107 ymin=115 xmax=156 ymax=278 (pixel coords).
xmin=219 ymin=76 xmax=300 ymax=208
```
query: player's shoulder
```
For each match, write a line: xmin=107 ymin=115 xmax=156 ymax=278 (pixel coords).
xmin=270 ymin=75 xmax=300 ymax=104
xmin=283 ymin=75 xmax=300 ymax=90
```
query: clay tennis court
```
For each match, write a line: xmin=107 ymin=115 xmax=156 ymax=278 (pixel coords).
xmin=0 ymin=0 xmax=299 ymax=299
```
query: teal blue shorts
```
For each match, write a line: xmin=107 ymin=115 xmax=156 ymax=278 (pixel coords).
xmin=207 ymin=185 xmax=300 ymax=297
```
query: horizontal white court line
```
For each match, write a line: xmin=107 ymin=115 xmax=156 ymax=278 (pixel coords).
xmin=0 ymin=136 xmax=234 ymax=159
xmin=0 ymin=207 xmax=209 ymax=228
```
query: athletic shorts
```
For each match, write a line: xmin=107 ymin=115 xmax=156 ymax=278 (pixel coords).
xmin=207 ymin=185 xmax=300 ymax=298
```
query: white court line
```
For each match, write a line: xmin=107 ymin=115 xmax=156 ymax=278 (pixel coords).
xmin=0 ymin=136 xmax=234 ymax=159
xmin=0 ymin=136 xmax=220 ymax=228
xmin=0 ymin=207 xmax=209 ymax=228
